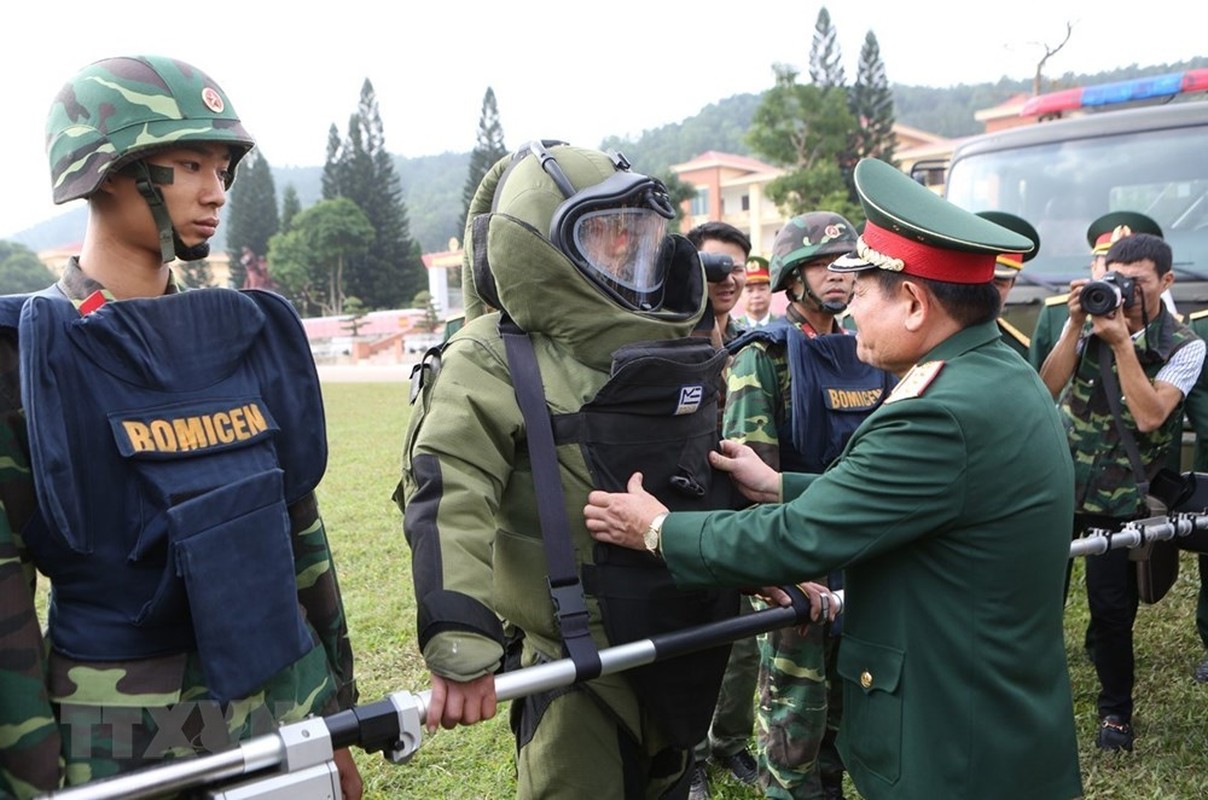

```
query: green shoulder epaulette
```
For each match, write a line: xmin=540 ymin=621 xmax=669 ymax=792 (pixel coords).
xmin=1189 ymin=308 xmax=1208 ymax=322
xmin=1044 ymin=293 xmax=1070 ymax=307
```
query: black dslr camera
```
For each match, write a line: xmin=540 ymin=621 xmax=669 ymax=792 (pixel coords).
xmin=1081 ymin=271 xmax=1137 ymax=316
xmin=698 ymin=252 xmax=740 ymax=283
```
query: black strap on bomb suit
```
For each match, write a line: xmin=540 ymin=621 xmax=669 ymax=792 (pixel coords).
xmin=500 ymin=317 xmax=602 ymax=682
xmin=500 ymin=316 xmax=740 ymax=748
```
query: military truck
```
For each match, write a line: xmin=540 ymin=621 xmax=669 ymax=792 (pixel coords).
xmin=921 ymin=71 xmax=1208 ymax=466
xmin=920 ymin=69 xmax=1208 ymax=335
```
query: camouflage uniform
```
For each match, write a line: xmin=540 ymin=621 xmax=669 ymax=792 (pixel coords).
xmin=721 ymin=316 xmax=746 ymax=346
xmin=1059 ymin=307 xmax=1199 ymax=726
xmin=0 ymin=56 xmax=357 ymax=796
xmin=724 ymin=305 xmax=852 ymax=800
xmin=694 ymin=310 xmax=756 ymax=774
xmin=1186 ymin=311 xmax=1208 ymax=660
xmin=1058 ymin=310 xmax=1196 ymax=517
xmin=0 ymin=420 xmax=58 ymax=798
xmin=0 ymin=263 xmax=356 ymax=795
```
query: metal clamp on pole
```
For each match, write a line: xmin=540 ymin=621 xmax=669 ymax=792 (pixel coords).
xmin=1069 ymin=512 xmax=1208 ymax=558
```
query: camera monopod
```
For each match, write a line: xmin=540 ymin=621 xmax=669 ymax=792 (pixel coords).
xmin=40 ymin=585 xmax=839 ymax=800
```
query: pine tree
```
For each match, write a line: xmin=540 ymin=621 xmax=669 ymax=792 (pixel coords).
xmin=461 ymin=87 xmax=508 ymax=230
xmin=412 ymin=290 xmax=441 ymax=333
xmin=851 ymin=31 xmax=897 ymax=165
xmin=808 ymin=7 xmax=846 ymax=89
xmin=281 ymin=185 xmax=302 ymax=232
xmin=224 ymin=151 xmax=280 ymax=287
xmin=321 ymin=124 xmax=343 ymax=200
xmin=320 ymin=80 xmax=425 ymax=309
xmin=746 ymin=63 xmax=861 ymax=221
xmin=341 ymin=296 xmax=368 ymax=336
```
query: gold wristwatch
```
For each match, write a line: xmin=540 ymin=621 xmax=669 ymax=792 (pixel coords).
xmin=643 ymin=512 xmax=669 ymax=557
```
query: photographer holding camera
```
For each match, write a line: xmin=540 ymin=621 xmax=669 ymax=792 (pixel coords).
xmin=1040 ymin=232 xmax=1205 ymax=752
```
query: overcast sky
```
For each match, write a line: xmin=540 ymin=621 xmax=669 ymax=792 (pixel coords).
xmin=2 ymin=0 xmax=1202 ymax=240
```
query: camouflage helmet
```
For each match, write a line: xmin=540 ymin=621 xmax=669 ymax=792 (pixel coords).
xmin=46 ymin=55 xmax=255 ymax=204
xmin=769 ymin=212 xmax=858 ymax=292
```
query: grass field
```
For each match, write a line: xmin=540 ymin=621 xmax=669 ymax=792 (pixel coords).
xmin=321 ymin=382 xmax=1208 ymax=799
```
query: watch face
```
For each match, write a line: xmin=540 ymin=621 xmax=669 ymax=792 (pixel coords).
xmin=644 ymin=527 xmax=659 ymax=552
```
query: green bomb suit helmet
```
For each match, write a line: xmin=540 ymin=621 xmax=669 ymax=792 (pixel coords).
xmin=466 ymin=142 xmax=708 ymax=369
xmin=488 ymin=142 xmax=696 ymax=311
xmin=46 ymin=55 xmax=255 ymax=262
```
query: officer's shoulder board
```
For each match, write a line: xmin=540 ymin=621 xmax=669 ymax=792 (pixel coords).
xmin=884 ymin=360 xmax=944 ymax=404
xmin=1044 ymin=292 xmax=1071 ymax=307
xmin=1189 ymin=308 xmax=1208 ymax=322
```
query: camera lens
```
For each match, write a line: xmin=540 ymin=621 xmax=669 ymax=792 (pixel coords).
xmin=1081 ymin=282 xmax=1121 ymax=316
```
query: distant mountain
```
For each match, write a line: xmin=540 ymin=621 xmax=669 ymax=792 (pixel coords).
xmin=11 ymin=59 xmax=1205 ymax=255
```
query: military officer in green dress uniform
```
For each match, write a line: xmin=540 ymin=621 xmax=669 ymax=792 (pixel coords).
xmin=584 ymin=158 xmax=1084 ymax=800
xmin=975 ymin=211 xmax=1040 ymax=358
xmin=1027 ymin=211 xmax=1163 ymax=371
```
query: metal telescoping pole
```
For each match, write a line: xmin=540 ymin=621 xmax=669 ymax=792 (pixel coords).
xmin=1069 ymin=513 xmax=1208 ymax=558
xmin=41 ymin=586 xmax=841 ymax=800
xmin=37 ymin=733 xmax=288 ymax=800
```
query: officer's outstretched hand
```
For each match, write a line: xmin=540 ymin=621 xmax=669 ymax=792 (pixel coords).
xmin=426 ymin=672 xmax=498 ymax=732
xmin=585 ymin=472 xmax=669 ymax=552
xmin=710 ymin=440 xmax=781 ymax=504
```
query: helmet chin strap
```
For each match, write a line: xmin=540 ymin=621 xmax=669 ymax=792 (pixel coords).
xmin=130 ymin=161 xmax=210 ymax=264
xmin=793 ymin=270 xmax=849 ymax=314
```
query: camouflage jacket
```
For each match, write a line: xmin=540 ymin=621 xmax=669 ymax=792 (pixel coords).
xmin=1059 ymin=308 xmax=1199 ymax=517
xmin=1186 ymin=311 xmax=1208 ymax=471
xmin=723 ymin=306 xmax=846 ymax=470
xmin=720 ymin=314 xmax=746 ymax=346
xmin=0 ymin=261 xmax=356 ymax=796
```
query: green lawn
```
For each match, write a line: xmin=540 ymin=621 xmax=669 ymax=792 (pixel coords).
xmin=321 ymin=382 xmax=1208 ymax=799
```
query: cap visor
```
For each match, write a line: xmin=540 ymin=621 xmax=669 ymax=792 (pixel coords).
xmin=828 ymin=252 xmax=874 ymax=272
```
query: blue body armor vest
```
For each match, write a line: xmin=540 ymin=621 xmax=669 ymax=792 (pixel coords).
xmin=729 ymin=327 xmax=895 ymax=625
xmin=3 ymin=287 xmax=326 ymax=702
xmin=730 ymin=327 xmax=896 ymax=473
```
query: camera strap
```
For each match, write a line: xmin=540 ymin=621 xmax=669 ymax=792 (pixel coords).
xmin=1096 ymin=337 xmax=1150 ymax=497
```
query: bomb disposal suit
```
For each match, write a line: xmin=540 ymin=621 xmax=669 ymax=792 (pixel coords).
xmin=0 ymin=56 xmax=355 ymax=795
xmin=397 ymin=143 xmax=739 ymax=798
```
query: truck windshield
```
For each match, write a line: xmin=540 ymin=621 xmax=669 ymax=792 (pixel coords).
xmin=945 ymin=122 xmax=1208 ymax=286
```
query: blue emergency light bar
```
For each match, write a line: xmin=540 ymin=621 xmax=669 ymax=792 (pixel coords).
xmin=1021 ymin=68 xmax=1208 ymax=117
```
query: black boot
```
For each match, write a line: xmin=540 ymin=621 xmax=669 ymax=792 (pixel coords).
xmin=821 ymin=770 xmax=846 ymax=800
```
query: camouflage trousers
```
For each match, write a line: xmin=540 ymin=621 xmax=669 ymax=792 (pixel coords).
xmin=56 ymin=697 xmax=289 ymax=790
xmin=695 ymin=595 xmax=759 ymax=762
xmin=755 ymin=615 xmax=843 ymax=800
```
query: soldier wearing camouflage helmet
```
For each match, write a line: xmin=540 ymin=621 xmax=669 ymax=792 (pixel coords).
xmin=768 ymin=212 xmax=860 ymax=337
xmin=721 ymin=211 xmax=895 ymax=799
xmin=396 ymin=140 xmax=741 ymax=798
xmin=0 ymin=56 xmax=361 ymax=797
